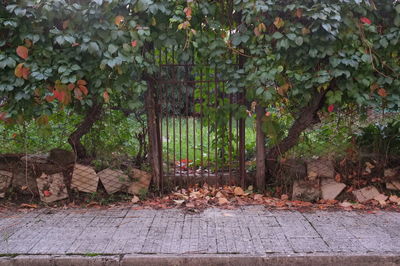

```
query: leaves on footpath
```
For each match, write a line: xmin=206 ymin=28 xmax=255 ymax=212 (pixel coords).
xmin=129 ymin=184 xmax=400 ymax=212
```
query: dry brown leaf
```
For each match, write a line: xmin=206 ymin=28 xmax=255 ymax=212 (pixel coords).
xmin=389 ymin=195 xmax=400 ymax=204
xmin=233 ymin=187 xmax=244 ymax=196
xmin=218 ymin=197 xmax=229 ymax=205
xmin=215 ymin=191 xmax=224 ymax=198
xmin=20 ymin=203 xmax=38 ymax=209
xmin=131 ymin=196 xmax=140 ymax=203
xmin=334 ymin=173 xmax=342 ymax=182
xmin=254 ymin=194 xmax=263 ymax=201
xmin=185 ymin=202 xmax=195 ymax=208
xmin=280 ymin=194 xmax=289 ymax=200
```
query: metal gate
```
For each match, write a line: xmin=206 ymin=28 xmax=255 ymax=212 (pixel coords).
xmin=147 ymin=50 xmax=247 ymax=191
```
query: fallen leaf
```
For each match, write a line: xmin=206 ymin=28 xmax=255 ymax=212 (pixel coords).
xmin=389 ymin=195 xmax=400 ymax=204
xmin=131 ymin=195 xmax=140 ymax=203
xmin=20 ymin=203 xmax=38 ymax=209
xmin=173 ymin=199 xmax=185 ymax=205
xmin=254 ymin=194 xmax=263 ymax=201
xmin=280 ymin=194 xmax=289 ymax=200
xmin=334 ymin=173 xmax=341 ymax=182
xmin=233 ymin=186 xmax=244 ymax=196
xmin=185 ymin=202 xmax=195 ymax=208
xmin=218 ymin=197 xmax=229 ymax=205
xmin=43 ymin=190 xmax=52 ymax=197
xmin=215 ymin=191 xmax=224 ymax=198
xmin=339 ymin=201 xmax=353 ymax=208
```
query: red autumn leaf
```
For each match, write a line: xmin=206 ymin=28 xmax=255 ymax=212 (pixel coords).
xmin=16 ymin=46 xmax=29 ymax=60
xmin=54 ymin=90 xmax=65 ymax=102
xmin=360 ymin=17 xmax=371 ymax=25
xmin=184 ymin=7 xmax=192 ymax=19
xmin=0 ymin=112 xmax=6 ymax=121
xmin=78 ymin=85 xmax=88 ymax=96
xmin=377 ymin=88 xmax=387 ymax=97
xmin=21 ymin=67 xmax=30 ymax=80
xmin=45 ymin=95 xmax=55 ymax=103
xmin=24 ymin=39 xmax=32 ymax=48
xmin=114 ymin=15 xmax=124 ymax=26
xmin=103 ymin=91 xmax=110 ymax=103
xmin=77 ymin=79 xmax=87 ymax=86
xmin=67 ymin=83 xmax=75 ymax=91
xmin=14 ymin=63 xmax=24 ymax=78
xmin=328 ymin=104 xmax=334 ymax=113
xmin=131 ymin=40 xmax=137 ymax=47
xmin=295 ymin=8 xmax=303 ymax=18
xmin=74 ymin=88 xmax=83 ymax=100
xmin=62 ymin=20 xmax=69 ymax=30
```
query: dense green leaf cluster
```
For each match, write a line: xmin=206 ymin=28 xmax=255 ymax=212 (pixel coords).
xmin=0 ymin=0 xmax=399 ymax=124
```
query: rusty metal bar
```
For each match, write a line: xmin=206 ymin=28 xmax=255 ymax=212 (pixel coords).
xmin=239 ymin=92 xmax=246 ymax=187
xmin=193 ymin=68 xmax=196 ymax=180
xmin=214 ymin=66 xmax=218 ymax=182
xmin=207 ymin=69 xmax=211 ymax=180
xmin=228 ymin=93 xmax=232 ymax=183
xmin=185 ymin=65 xmax=190 ymax=183
xmin=200 ymin=68 xmax=204 ymax=179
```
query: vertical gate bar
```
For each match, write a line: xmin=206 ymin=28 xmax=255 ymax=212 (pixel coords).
xmin=172 ymin=52 xmax=177 ymax=187
xmin=185 ymin=65 xmax=189 ymax=182
xmin=228 ymin=93 xmax=232 ymax=183
xmin=193 ymin=70 xmax=196 ymax=180
xmin=239 ymin=92 xmax=246 ymax=187
xmin=164 ymin=49 xmax=170 ymax=183
xmin=159 ymin=56 xmax=163 ymax=190
xmin=179 ymin=69 xmax=183 ymax=180
xmin=200 ymin=68 xmax=204 ymax=179
xmin=159 ymin=49 xmax=164 ymax=192
xmin=207 ymin=70 xmax=211 ymax=180
xmin=214 ymin=66 xmax=218 ymax=182
xmin=236 ymin=93 xmax=239 ymax=169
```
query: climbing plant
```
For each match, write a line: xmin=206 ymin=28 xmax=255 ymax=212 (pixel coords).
xmin=1 ymin=0 xmax=399 ymax=186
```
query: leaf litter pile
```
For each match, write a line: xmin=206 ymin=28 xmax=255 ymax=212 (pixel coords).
xmin=1 ymin=183 xmax=399 ymax=214
xmin=133 ymin=183 xmax=400 ymax=213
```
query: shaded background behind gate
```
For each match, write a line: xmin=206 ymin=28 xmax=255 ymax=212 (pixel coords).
xmin=153 ymin=54 xmax=246 ymax=189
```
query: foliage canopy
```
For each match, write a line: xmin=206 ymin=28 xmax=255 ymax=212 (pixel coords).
xmin=0 ymin=0 xmax=399 ymax=129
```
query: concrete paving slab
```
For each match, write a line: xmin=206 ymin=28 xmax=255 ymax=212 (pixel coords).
xmin=0 ymin=206 xmax=399 ymax=265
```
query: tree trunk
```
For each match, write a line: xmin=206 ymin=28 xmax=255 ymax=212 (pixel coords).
xmin=255 ymin=104 xmax=266 ymax=192
xmin=68 ymin=101 xmax=103 ymax=160
xmin=266 ymin=90 xmax=328 ymax=174
xmin=144 ymin=75 xmax=162 ymax=192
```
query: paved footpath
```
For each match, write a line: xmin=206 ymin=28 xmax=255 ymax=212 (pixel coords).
xmin=0 ymin=206 xmax=400 ymax=265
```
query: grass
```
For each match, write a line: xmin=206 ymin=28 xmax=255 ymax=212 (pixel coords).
xmin=2 ymin=108 xmax=393 ymax=169
xmin=159 ymin=116 xmax=256 ymax=168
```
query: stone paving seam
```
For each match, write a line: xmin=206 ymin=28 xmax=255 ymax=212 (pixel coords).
xmin=300 ymin=211 xmax=331 ymax=251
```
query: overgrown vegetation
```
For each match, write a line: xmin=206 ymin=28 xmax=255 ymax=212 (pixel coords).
xmin=1 ymin=0 xmax=399 ymax=192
